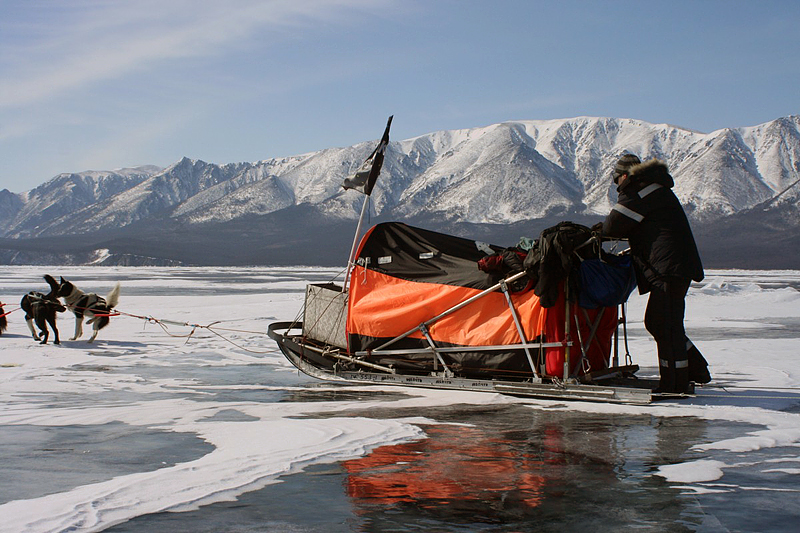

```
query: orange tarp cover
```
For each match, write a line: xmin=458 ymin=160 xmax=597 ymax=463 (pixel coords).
xmin=347 ymin=266 xmax=548 ymax=347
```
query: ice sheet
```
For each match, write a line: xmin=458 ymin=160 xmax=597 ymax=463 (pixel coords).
xmin=1 ymin=267 xmax=799 ymax=531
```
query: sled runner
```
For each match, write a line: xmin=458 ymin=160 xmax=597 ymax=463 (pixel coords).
xmin=268 ymin=221 xmax=691 ymax=404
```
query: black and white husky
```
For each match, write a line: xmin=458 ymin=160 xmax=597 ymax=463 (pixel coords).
xmin=21 ymin=274 xmax=66 ymax=344
xmin=56 ymin=277 xmax=121 ymax=342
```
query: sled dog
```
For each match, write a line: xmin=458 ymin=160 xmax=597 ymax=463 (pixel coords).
xmin=0 ymin=301 xmax=7 ymax=335
xmin=56 ymin=277 xmax=121 ymax=342
xmin=21 ymin=274 xmax=66 ymax=344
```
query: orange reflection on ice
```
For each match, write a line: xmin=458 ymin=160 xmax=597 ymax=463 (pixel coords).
xmin=343 ymin=424 xmax=555 ymax=509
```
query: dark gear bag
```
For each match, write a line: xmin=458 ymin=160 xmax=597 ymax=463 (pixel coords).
xmin=578 ymin=254 xmax=637 ymax=309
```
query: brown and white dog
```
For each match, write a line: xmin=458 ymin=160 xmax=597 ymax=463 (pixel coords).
xmin=56 ymin=277 xmax=121 ymax=342
xmin=21 ymin=274 xmax=66 ymax=344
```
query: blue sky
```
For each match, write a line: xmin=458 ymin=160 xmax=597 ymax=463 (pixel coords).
xmin=1 ymin=0 xmax=798 ymax=192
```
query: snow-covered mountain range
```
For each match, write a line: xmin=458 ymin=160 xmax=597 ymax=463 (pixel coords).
xmin=1 ymin=115 xmax=798 ymax=267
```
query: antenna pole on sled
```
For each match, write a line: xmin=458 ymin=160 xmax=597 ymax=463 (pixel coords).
xmin=342 ymin=195 xmax=370 ymax=293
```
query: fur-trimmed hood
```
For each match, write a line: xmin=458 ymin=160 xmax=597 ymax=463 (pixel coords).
xmin=624 ymin=158 xmax=674 ymax=189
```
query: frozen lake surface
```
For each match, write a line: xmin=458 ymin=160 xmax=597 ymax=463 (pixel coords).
xmin=1 ymin=266 xmax=799 ymax=532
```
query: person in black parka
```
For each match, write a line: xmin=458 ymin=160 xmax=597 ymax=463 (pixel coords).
xmin=601 ymin=154 xmax=710 ymax=393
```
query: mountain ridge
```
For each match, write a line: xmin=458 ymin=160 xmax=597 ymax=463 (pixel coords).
xmin=1 ymin=115 xmax=798 ymax=267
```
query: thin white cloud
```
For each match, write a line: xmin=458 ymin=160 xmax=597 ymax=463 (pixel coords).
xmin=0 ymin=0 xmax=393 ymax=108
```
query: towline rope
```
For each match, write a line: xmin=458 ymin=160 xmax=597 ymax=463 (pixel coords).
xmin=39 ymin=301 xmax=279 ymax=354
xmin=0 ymin=305 xmax=21 ymax=319
xmin=106 ymin=308 xmax=281 ymax=355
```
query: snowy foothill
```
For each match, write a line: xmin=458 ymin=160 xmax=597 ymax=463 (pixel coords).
xmin=0 ymin=266 xmax=799 ymax=532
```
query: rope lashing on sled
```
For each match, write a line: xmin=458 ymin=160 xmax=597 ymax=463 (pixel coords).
xmin=286 ymin=266 xmax=349 ymax=332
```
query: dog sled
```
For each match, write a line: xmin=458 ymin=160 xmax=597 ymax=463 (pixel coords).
xmin=269 ymin=221 xmax=692 ymax=404
xmin=268 ymin=117 xmax=692 ymax=404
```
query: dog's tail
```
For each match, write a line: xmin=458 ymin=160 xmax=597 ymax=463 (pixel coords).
xmin=106 ymin=282 xmax=121 ymax=309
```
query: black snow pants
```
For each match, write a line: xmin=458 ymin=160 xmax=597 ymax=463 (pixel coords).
xmin=644 ymin=277 xmax=709 ymax=393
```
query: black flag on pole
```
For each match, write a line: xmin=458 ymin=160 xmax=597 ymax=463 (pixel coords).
xmin=342 ymin=115 xmax=393 ymax=196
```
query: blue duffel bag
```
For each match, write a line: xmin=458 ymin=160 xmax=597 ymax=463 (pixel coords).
xmin=578 ymin=255 xmax=637 ymax=309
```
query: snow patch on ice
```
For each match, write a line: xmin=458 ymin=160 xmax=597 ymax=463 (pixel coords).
xmin=762 ymin=468 xmax=800 ymax=474
xmin=657 ymin=459 xmax=727 ymax=483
